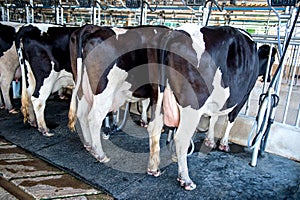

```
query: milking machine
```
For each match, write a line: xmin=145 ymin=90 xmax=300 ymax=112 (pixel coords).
xmin=248 ymin=0 xmax=299 ymax=167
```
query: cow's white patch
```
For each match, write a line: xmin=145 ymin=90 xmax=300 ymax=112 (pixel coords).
xmin=112 ymin=27 xmax=128 ymax=40
xmin=24 ymin=60 xmax=36 ymax=96
xmin=0 ymin=21 xmax=23 ymax=32
xmin=39 ymin=61 xmax=74 ymax=97
xmin=95 ymin=64 xmax=135 ymax=112
xmin=201 ymin=68 xmax=236 ymax=116
xmin=52 ymin=69 xmax=74 ymax=93
xmin=27 ymin=23 xmax=60 ymax=34
xmin=176 ymin=23 xmax=205 ymax=67
xmin=141 ymin=98 xmax=150 ymax=123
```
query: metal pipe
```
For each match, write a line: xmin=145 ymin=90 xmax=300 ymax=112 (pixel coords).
xmin=97 ymin=5 xmax=101 ymax=25
xmin=6 ymin=7 xmax=9 ymax=21
xmin=283 ymin=45 xmax=300 ymax=124
xmin=262 ymin=43 xmax=274 ymax=93
xmin=60 ymin=3 xmax=63 ymax=24
xmin=105 ymin=116 xmax=110 ymax=128
xmin=296 ymin=104 xmax=300 ymax=127
xmin=116 ymin=102 xmax=129 ymax=131
xmin=1 ymin=7 xmax=5 ymax=21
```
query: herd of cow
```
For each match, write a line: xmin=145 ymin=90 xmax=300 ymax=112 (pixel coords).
xmin=0 ymin=21 xmax=272 ymax=190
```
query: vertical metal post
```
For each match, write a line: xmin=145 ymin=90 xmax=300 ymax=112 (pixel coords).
xmin=93 ymin=4 xmax=96 ymax=24
xmin=296 ymin=104 xmax=300 ymax=127
xmin=283 ymin=45 xmax=300 ymax=124
xmin=30 ymin=0 xmax=34 ymax=23
xmin=202 ymin=6 xmax=209 ymax=26
xmin=6 ymin=7 xmax=9 ymax=22
xmin=56 ymin=3 xmax=59 ymax=24
xmin=26 ymin=6 xmax=30 ymax=23
xmin=31 ymin=8 xmax=34 ymax=22
xmin=97 ymin=6 xmax=101 ymax=25
xmin=60 ymin=0 xmax=63 ymax=24
xmin=262 ymin=43 xmax=274 ymax=93
xmin=141 ymin=1 xmax=147 ymax=25
xmin=1 ymin=7 xmax=5 ymax=21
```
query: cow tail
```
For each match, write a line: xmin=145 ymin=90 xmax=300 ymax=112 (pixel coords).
xmin=68 ymin=29 xmax=81 ymax=131
xmin=159 ymin=31 xmax=171 ymax=93
xmin=68 ymin=25 xmax=96 ymax=131
xmin=15 ymin=31 xmax=29 ymax=124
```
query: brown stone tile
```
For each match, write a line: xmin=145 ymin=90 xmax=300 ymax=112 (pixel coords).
xmin=0 ymin=145 xmax=29 ymax=160
xmin=0 ymin=158 xmax=64 ymax=180
xmin=12 ymin=174 xmax=102 ymax=199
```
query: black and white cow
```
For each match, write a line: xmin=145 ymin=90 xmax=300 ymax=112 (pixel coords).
xmin=16 ymin=24 xmax=77 ymax=136
xmin=258 ymin=44 xmax=277 ymax=82
xmin=68 ymin=24 xmax=163 ymax=161
xmin=0 ymin=22 xmax=23 ymax=113
xmin=68 ymin=24 xmax=259 ymax=190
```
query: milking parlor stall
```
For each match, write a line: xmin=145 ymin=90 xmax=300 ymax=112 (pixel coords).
xmin=0 ymin=0 xmax=300 ymax=199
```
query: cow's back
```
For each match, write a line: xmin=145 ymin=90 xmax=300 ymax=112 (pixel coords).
xmin=166 ymin=25 xmax=259 ymax=111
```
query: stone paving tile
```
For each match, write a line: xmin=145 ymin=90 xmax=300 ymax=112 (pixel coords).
xmin=0 ymin=158 xmax=64 ymax=180
xmin=0 ymin=138 xmax=29 ymax=161
xmin=0 ymin=142 xmax=64 ymax=180
xmin=0 ymin=137 xmax=112 ymax=200
xmin=0 ymin=138 xmax=12 ymax=146
xmin=0 ymin=145 xmax=29 ymax=160
xmin=0 ymin=186 xmax=17 ymax=200
xmin=12 ymin=174 xmax=102 ymax=199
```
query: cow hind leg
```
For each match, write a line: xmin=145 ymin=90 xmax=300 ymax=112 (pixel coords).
xmin=87 ymin=98 xmax=110 ymax=163
xmin=147 ymin=91 xmax=164 ymax=177
xmin=76 ymin=97 xmax=93 ymax=149
xmin=24 ymin=94 xmax=36 ymax=128
xmin=140 ymin=98 xmax=150 ymax=127
xmin=0 ymin=82 xmax=5 ymax=109
xmin=204 ymin=115 xmax=218 ymax=149
xmin=0 ymin=74 xmax=14 ymax=111
xmin=175 ymin=106 xmax=201 ymax=191
xmin=219 ymin=118 xmax=234 ymax=152
xmin=31 ymin=97 xmax=51 ymax=136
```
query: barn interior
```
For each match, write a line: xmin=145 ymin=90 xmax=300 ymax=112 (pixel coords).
xmin=1 ymin=0 xmax=299 ymax=160
xmin=0 ymin=0 xmax=300 ymax=198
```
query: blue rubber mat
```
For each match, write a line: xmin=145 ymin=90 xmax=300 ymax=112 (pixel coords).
xmin=0 ymin=98 xmax=299 ymax=199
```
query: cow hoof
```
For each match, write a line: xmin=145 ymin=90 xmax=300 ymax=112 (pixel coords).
xmin=0 ymin=106 xmax=5 ymax=109
xmin=43 ymin=132 xmax=54 ymax=137
xmin=219 ymin=144 xmax=230 ymax=152
xmin=184 ymin=182 xmax=197 ymax=191
xmin=9 ymin=108 xmax=19 ymax=114
xmin=139 ymin=119 xmax=148 ymax=128
xmin=97 ymin=155 xmax=110 ymax=163
xmin=84 ymin=144 xmax=92 ymax=151
xmin=147 ymin=169 xmax=161 ymax=177
xmin=204 ymin=138 xmax=216 ymax=149
xmin=177 ymin=178 xmax=196 ymax=191
xmin=171 ymin=154 xmax=178 ymax=163
xmin=102 ymin=133 xmax=110 ymax=140
xmin=29 ymin=120 xmax=37 ymax=127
